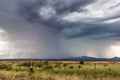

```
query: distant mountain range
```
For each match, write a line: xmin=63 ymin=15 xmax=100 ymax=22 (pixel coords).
xmin=0 ymin=56 xmax=120 ymax=61
xmin=45 ymin=56 xmax=120 ymax=61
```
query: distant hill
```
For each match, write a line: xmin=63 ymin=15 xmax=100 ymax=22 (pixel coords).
xmin=61 ymin=56 xmax=120 ymax=61
xmin=0 ymin=56 xmax=120 ymax=61
xmin=111 ymin=57 xmax=120 ymax=61
xmin=46 ymin=56 xmax=120 ymax=61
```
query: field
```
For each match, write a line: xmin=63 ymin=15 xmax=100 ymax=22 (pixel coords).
xmin=0 ymin=60 xmax=120 ymax=80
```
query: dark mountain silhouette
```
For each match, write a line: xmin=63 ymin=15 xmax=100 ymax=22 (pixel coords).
xmin=58 ymin=56 xmax=110 ymax=61
xmin=45 ymin=56 xmax=120 ymax=61
xmin=111 ymin=57 xmax=120 ymax=61
xmin=0 ymin=56 xmax=120 ymax=61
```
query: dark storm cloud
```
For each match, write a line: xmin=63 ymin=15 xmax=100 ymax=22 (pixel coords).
xmin=17 ymin=0 xmax=120 ymax=40
xmin=0 ymin=0 xmax=69 ymax=58
xmin=0 ymin=0 xmax=120 ymax=41
xmin=17 ymin=0 xmax=95 ymax=28
xmin=0 ymin=0 xmax=120 ymax=58
xmin=62 ymin=23 xmax=120 ymax=40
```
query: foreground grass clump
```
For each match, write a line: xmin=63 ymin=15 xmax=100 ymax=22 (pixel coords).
xmin=0 ymin=61 xmax=120 ymax=80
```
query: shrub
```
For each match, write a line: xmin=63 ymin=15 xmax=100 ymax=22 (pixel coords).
xmin=103 ymin=64 xmax=108 ymax=67
xmin=55 ymin=62 xmax=61 ymax=67
xmin=44 ymin=65 xmax=53 ymax=70
xmin=63 ymin=64 xmax=67 ymax=68
xmin=69 ymin=65 xmax=74 ymax=69
xmin=80 ymin=61 xmax=84 ymax=65
xmin=78 ymin=65 xmax=81 ymax=68
xmin=36 ymin=64 xmax=42 ymax=67
xmin=43 ymin=61 xmax=49 ymax=65
xmin=0 ymin=64 xmax=12 ymax=70
xmin=29 ymin=67 xmax=34 ymax=73
xmin=54 ymin=64 xmax=60 ymax=68
xmin=18 ymin=62 xmax=31 ymax=67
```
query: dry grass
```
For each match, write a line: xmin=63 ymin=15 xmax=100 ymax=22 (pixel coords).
xmin=0 ymin=61 xmax=119 ymax=80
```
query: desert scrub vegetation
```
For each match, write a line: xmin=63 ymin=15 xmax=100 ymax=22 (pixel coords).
xmin=0 ymin=61 xmax=120 ymax=80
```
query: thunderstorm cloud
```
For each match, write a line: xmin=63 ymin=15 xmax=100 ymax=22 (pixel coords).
xmin=0 ymin=0 xmax=120 ymax=58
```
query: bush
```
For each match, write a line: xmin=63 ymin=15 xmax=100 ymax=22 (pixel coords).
xmin=44 ymin=65 xmax=53 ymax=70
xmin=54 ymin=64 xmax=60 ymax=68
xmin=78 ymin=65 xmax=81 ymax=68
xmin=69 ymin=65 xmax=74 ymax=69
xmin=103 ymin=64 xmax=108 ymax=67
xmin=55 ymin=62 xmax=61 ymax=67
xmin=63 ymin=64 xmax=67 ymax=69
xmin=0 ymin=64 xmax=12 ymax=70
xmin=37 ymin=64 xmax=42 ymax=67
xmin=43 ymin=61 xmax=49 ymax=65
xmin=80 ymin=61 xmax=84 ymax=65
xmin=18 ymin=62 xmax=31 ymax=67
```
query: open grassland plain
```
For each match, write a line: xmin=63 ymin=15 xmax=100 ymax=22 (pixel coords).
xmin=0 ymin=61 xmax=120 ymax=80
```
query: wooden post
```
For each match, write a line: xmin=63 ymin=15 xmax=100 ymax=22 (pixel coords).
xmin=94 ymin=61 xmax=97 ymax=79
xmin=30 ymin=48 xmax=35 ymax=73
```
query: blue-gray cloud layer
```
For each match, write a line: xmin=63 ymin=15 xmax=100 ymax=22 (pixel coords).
xmin=0 ymin=0 xmax=120 ymax=58
xmin=17 ymin=0 xmax=120 ymax=40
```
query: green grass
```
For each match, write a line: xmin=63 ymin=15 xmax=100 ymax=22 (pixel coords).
xmin=0 ymin=61 xmax=120 ymax=80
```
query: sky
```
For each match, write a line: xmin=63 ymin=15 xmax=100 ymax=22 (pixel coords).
xmin=0 ymin=0 xmax=120 ymax=59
